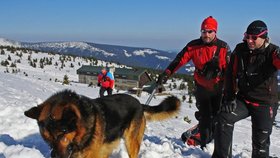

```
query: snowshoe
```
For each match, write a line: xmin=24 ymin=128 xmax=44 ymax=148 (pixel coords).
xmin=181 ymin=124 xmax=200 ymax=146
xmin=186 ymin=132 xmax=201 ymax=146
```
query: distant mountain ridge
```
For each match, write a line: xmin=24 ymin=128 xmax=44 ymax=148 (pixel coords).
xmin=0 ymin=38 xmax=21 ymax=47
xmin=0 ymin=37 xmax=194 ymax=74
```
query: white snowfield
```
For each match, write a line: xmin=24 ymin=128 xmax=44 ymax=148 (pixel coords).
xmin=0 ymin=48 xmax=279 ymax=158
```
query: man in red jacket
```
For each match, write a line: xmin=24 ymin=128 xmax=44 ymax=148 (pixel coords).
xmin=157 ymin=16 xmax=231 ymax=149
xmin=212 ymin=20 xmax=280 ymax=158
xmin=97 ymin=67 xmax=115 ymax=97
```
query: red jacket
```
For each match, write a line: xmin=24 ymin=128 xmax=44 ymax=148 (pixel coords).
xmin=165 ymin=38 xmax=231 ymax=91
xmin=98 ymin=71 xmax=114 ymax=89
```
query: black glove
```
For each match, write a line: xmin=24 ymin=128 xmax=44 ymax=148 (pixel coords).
xmin=221 ymin=100 xmax=237 ymax=113
xmin=156 ymin=72 xmax=168 ymax=85
xmin=97 ymin=83 xmax=101 ymax=87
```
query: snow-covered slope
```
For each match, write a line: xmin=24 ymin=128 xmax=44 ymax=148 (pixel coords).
xmin=0 ymin=45 xmax=279 ymax=158
xmin=1 ymin=37 xmax=194 ymax=74
xmin=21 ymin=41 xmax=179 ymax=72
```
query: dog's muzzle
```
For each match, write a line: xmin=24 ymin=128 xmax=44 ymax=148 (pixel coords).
xmin=51 ymin=144 xmax=73 ymax=158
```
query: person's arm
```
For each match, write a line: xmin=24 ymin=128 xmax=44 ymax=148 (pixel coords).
xmin=165 ymin=45 xmax=192 ymax=75
xmin=157 ymin=45 xmax=192 ymax=85
xmin=106 ymin=72 xmax=115 ymax=89
xmin=97 ymin=74 xmax=102 ymax=86
xmin=221 ymin=50 xmax=238 ymax=113
xmin=224 ymin=51 xmax=238 ymax=101
xmin=272 ymin=47 xmax=280 ymax=69
xmin=109 ymin=80 xmax=115 ymax=89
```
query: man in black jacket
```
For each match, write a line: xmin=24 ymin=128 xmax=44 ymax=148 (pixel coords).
xmin=212 ymin=20 xmax=280 ymax=158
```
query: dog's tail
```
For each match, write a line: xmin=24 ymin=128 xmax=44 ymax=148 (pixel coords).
xmin=143 ymin=96 xmax=181 ymax=121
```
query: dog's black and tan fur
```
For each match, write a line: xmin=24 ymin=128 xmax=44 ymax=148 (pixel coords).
xmin=24 ymin=90 xmax=180 ymax=158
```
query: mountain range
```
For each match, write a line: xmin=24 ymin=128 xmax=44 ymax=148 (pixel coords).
xmin=0 ymin=37 xmax=194 ymax=74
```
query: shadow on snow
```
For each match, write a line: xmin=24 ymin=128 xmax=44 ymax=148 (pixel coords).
xmin=0 ymin=133 xmax=50 ymax=157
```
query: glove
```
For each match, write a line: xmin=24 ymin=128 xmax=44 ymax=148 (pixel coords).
xmin=97 ymin=83 xmax=101 ymax=87
xmin=156 ymin=72 xmax=168 ymax=85
xmin=221 ymin=100 xmax=237 ymax=113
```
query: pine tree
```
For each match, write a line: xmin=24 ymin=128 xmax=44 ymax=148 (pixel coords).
xmin=182 ymin=95 xmax=186 ymax=102
xmin=10 ymin=63 xmax=17 ymax=68
xmin=188 ymin=95 xmax=193 ymax=104
xmin=179 ymin=82 xmax=187 ymax=90
xmin=0 ymin=49 xmax=5 ymax=55
xmin=32 ymin=62 xmax=37 ymax=68
xmin=10 ymin=48 xmax=15 ymax=54
xmin=7 ymin=55 xmax=11 ymax=61
xmin=1 ymin=60 xmax=9 ymax=66
xmin=63 ymin=75 xmax=70 ymax=85
xmin=187 ymin=80 xmax=195 ymax=95
xmin=5 ymin=67 xmax=10 ymax=73
xmin=28 ymin=55 xmax=31 ymax=61
xmin=172 ymin=83 xmax=177 ymax=89
xmin=40 ymin=63 xmax=44 ymax=69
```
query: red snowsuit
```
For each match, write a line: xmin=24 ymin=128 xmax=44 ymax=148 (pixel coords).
xmin=98 ymin=71 xmax=114 ymax=97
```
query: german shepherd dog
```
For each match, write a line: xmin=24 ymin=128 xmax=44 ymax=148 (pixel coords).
xmin=24 ymin=90 xmax=180 ymax=158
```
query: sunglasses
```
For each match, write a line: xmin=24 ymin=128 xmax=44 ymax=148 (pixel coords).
xmin=244 ymin=30 xmax=267 ymax=40
xmin=201 ymin=30 xmax=215 ymax=34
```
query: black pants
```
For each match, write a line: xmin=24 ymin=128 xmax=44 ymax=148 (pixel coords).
xmin=195 ymin=84 xmax=223 ymax=148
xmin=212 ymin=99 xmax=278 ymax=158
xmin=99 ymin=87 xmax=113 ymax=97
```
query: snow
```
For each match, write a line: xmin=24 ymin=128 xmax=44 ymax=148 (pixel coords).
xmin=123 ymin=50 xmax=132 ymax=57
xmin=0 ymin=47 xmax=280 ymax=158
xmin=132 ymin=49 xmax=159 ymax=57
xmin=0 ymin=38 xmax=21 ymax=47
xmin=21 ymin=41 xmax=116 ymax=57
xmin=155 ymin=55 xmax=170 ymax=60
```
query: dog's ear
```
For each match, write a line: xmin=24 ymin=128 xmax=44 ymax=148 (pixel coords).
xmin=24 ymin=106 xmax=41 ymax=120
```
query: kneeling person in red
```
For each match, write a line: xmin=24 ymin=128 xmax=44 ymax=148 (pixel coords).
xmin=98 ymin=67 xmax=115 ymax=97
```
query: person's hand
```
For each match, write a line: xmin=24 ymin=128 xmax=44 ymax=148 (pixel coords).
xmin=221 ymin=100 xmax=237 ymax=113
xmin=156 ymin=72 xmax=168 ymax=85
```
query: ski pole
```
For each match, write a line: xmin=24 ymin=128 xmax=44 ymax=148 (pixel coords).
xmin=145 ymin=83 xmax=159 ymax=105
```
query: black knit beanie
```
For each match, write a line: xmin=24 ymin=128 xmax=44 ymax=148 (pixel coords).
xmin=246 ymin=20 xmax=268 ymax=38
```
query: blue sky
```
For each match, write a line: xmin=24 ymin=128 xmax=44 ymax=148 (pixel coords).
xmin=0 ymin=0 xmax=279 ymax=51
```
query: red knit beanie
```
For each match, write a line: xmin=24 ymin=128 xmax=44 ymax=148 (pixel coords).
xmin=201 ymin=16 xmax=218 ymax=32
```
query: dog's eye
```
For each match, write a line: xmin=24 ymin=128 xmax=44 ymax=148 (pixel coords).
xmin=60 ymin=124 xmax=76 ymax=134
xmin=67 ymin=122 xmax=77 ymax=132
xmin=61 ymin=126 xmax=68 ymax=133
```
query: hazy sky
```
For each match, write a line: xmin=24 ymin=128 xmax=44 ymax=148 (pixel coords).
xmin=0 ymin=0 xmax=279 ymax=51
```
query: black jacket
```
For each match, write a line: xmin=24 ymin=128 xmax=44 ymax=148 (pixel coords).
xmin=225 ymin=42 xmax=280 ymax=104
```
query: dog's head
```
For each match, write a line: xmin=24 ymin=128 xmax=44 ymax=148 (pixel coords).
xmin=24 ymin=90 xmax=87 ymax=158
